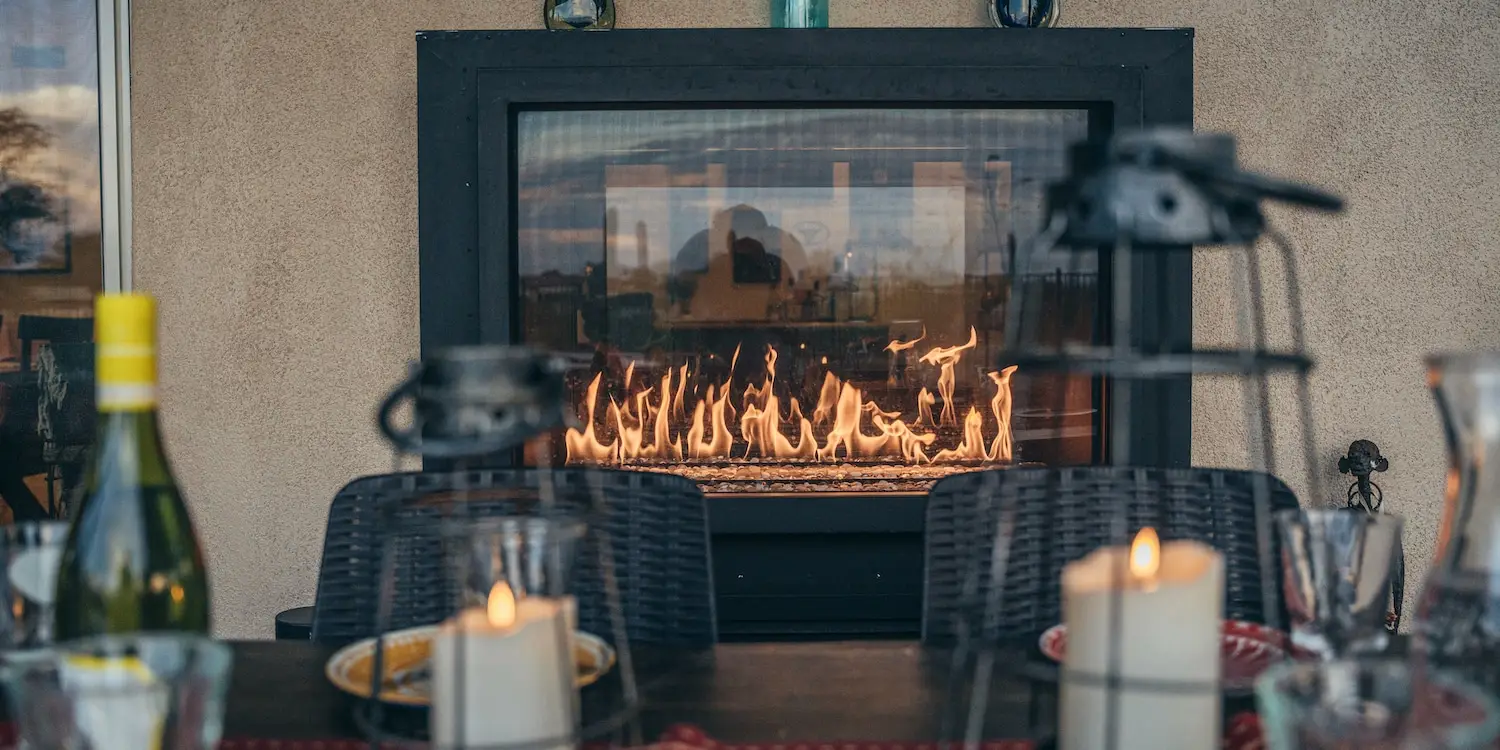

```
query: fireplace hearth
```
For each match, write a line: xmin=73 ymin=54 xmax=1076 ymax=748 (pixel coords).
xmin=418 ymin=28 xmax=1194 ymax=638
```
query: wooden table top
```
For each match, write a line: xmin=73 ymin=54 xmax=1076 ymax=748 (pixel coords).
xmin=225 ymin=640 xmax=1055 ymax=743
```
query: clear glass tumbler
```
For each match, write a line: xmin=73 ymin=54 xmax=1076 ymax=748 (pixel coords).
xmin=1416 ymin=353 xmax=1500 ymax=695
xmin=1256 ymin=659 xmax=1500 ymax=749
xmin=0 ymin=520 xmax=70 ymax=650
xmin=1276 ymin=508 xmax=1402 ymax=658
xmin=0 ymin=634 xmax=232 ymax=750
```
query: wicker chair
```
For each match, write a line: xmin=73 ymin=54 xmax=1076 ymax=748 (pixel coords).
xmin=922 ymin=466 xmax=1300 ymax=645
xmin=310 ymin=467 xmax=716 ymax=648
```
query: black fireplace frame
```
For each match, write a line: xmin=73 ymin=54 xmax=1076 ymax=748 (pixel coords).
xmin=416 ymin=28 xmax=1194 ymax=639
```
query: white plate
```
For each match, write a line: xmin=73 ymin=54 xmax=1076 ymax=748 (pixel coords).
xmin=324 ymin=624 xmax=616 ymax=706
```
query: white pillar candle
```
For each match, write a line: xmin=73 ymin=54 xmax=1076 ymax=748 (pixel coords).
xmin=431 ymin=583 xmax=579 ymax=749
xmin=1059 ymin=529 xmax=1224 ymax=750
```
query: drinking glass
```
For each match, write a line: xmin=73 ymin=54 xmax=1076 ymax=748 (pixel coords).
xmin=1276 ymin=508 xmax=1402 ymax=658
xmin=0 ymin=520 xmax=70 ymax=650
xmin=1256 ymin=659 xmax=1500 ymax=749
xmin=0 ymin=634 xmax=233 ymax=750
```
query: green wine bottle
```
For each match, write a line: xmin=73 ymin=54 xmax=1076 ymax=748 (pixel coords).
xmin=53 ymin=294 xmax=210 ymax=638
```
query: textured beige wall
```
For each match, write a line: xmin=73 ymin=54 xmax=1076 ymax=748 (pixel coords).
xmin=131 ymin=0 xmax=1500 ymax=637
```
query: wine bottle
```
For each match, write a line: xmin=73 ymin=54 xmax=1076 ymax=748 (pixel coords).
xmin=53 ymin=294 xmax=210 ymax=637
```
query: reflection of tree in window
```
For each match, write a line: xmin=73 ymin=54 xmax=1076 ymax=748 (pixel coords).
xmin=0 ymin=108 xmax=59 ymax=267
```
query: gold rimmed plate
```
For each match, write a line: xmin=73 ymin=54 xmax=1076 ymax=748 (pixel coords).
xmin=325 ymin=624 xmax=616 ymax=707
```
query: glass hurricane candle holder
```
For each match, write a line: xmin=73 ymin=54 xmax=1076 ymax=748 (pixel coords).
xmin=431 ymin=516 xmax=588 ymax=750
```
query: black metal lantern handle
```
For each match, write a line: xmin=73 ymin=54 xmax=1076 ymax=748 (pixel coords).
xmin=1123 ymin=140 xmax=1346 ymax=213
xmin=376 ymin=369 xmax=534 ymax=458
xmin=1166 ymin=152 xmax=1346 ymax=213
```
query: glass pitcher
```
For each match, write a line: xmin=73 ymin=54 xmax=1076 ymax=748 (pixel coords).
xmin=1415 ymin=353 xmax=1500 ymax=692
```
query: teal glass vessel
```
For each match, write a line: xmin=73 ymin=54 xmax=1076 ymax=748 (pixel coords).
xmin=771 ymin=0 xmax=828 ymax=28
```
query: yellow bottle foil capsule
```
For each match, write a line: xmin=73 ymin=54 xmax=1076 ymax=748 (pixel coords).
xmin=95 ymin=294 xmax=158 ymax=411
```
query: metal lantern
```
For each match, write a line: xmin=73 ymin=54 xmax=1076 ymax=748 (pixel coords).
xmin=944 ymin=128 xmax=1345 ymax=750
xmin=346 ymin=345 xmax=643 ymax=749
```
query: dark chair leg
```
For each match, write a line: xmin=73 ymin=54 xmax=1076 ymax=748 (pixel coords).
xmin=45 ymin=465 xmax=57 ymax=518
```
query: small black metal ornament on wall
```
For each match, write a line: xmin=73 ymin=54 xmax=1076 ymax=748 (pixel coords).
xmin=1340 ymin=439 xmax=1403 ymax=632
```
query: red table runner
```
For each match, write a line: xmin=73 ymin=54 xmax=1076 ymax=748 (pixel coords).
xmin=0 ymin=715 xmax=1266 ymax=749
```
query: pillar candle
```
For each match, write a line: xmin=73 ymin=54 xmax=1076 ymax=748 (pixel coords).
xmin=431 ymin=584 xmax=578 ymax=749
xmin=1059 ymin=529 xmax=1224 ymax=750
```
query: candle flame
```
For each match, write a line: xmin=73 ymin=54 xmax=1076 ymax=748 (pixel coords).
xmin=1129 ymin=527 xmax=1160 ymax=581
xmin=487 ymin=581 xmax=517 ymax=628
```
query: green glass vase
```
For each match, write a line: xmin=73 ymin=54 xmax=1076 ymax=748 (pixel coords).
xmin=772 ymin=0 xmax=828 ymax=28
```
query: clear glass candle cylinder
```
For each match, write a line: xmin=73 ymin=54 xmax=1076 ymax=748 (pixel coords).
xmin=432 ymin=516 xmax=587 ymax=750
xmin=452 ymin=516 xmax=585 ymax=607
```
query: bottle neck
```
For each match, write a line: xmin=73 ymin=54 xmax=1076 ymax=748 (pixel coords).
xmin=91 ymin=334 xmax=170 ymax=492
xmin=90 ymin=409 xmax=172 ymax=489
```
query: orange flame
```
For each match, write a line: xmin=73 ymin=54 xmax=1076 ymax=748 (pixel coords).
xmin=487 ymin=582 xmax=517 ymax=628
xmin=1130 ymin=527 xmax=1161 ymax=582
xmin=563 ymin=334 xmax=1018 ymax=467
xmin=884 ymin=328 xmax=926 ymax=353
xmin=918 ymin=327 xmax=978 ymax=426
xmin=988 ymin=365 xmax=1019 ymax=462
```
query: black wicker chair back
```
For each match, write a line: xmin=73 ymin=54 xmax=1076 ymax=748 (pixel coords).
xmin=923 ymin=466 xmax=1299 ymax=645
xmin=311 ymin=467 xmax=716 ymax=647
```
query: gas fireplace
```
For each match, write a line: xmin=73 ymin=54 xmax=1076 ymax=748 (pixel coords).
xmin=417 ymin=28 xmax=1193 ymax=638
xmin=562 ymin=331 xmax=1026 ymax=494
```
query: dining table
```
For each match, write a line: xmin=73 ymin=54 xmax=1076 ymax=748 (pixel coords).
xmin=225 ymin=639 xmax=1063 ymax=745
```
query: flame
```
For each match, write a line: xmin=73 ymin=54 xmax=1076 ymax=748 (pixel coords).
xmin=564 ymin=374 xmax=618 ymax=462
xmin=487 ymin=581 xmax=517 ymax=628
xmin=812 ymin=371 xmax=841 ymax=426
xmin=988 ymin=365 xmax=1019 ymax=462
xmin=1130 ymin=528 xmax=1161 ymax=582
xmin=563 ymin=333 xmax=1019 ymax=467
xmin=915 ymin=388 xmax=936 ymax=428
xmin=884 ymin=328 xmax=926 ymax=353
xmin=919 ymin=327 xmax=978 ymax=426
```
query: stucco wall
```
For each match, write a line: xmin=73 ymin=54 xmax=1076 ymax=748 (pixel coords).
xmin=130 ymin=0 xmax=1500 ymax=637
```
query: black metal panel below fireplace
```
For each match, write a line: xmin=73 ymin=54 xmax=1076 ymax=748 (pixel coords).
xmin=416 ymin=28 xmax=1194 ymax=639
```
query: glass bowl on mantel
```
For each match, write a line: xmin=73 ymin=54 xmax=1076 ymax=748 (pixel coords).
xmin=988 ymin=0 xmax=1060 ymax=27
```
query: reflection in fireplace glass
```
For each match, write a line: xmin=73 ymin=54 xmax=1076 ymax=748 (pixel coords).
xmin=516 ymin=108 xmax=1098 ymax=494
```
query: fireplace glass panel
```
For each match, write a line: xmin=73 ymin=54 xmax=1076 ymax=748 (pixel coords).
xmin=516 ymin=108 xmax=1098 ymax=494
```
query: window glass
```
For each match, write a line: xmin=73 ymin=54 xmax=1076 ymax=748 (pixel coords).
xmin=0 ymin=0 xmax=102 ymax=521
xmin=516 ymin=108 xmax=1098 ymax=493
